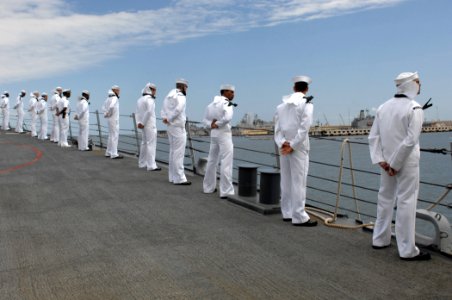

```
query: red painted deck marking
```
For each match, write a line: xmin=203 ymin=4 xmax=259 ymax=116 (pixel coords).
xmin=0 ymin=142 xmax=43 ymax=174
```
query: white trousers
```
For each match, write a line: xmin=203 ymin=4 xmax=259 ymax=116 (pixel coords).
xmin=30 ymin=112 xmax=37 ymax=136
xmin=2 ymin=109 xmax=9 ymax=130
xmin=58 ymin=115 xmax=69 ymax=146
xmin=139 ymin=126 xmax=158 ymax=170
xmin=373 ymin=164 xmax=420 ymax=258
xmin=280 ymin=149 xmax=310 ymax=224
xmin=78 ymin=120 xmax=89 ymax=150
xmin=15 ymin=109 xmax=24 ymax=133
xmin=51 ymin=112 xmax=59 ymax=142
xmin=203 ymin=133 xmax=234 ymax=197
xmin=38 ymin=114 xmax=48 ymax=139
xmin=167 ymin=125 xmax=187 ymax=183
xmin=106 ymin=118 xmax=119 ymax=158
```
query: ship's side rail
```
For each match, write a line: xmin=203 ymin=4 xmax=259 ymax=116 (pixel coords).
xmin=9 ymin=111 xmax=451 ymax=223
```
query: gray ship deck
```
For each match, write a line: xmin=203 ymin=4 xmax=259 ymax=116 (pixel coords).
xmin=0 ymin=133 xmax=450 ymax=299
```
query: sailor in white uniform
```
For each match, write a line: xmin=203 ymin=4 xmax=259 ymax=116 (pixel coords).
xmin=161 ymin=79 xmax=191 ymax=185
xmin=49 ymin=87 xmax=62 ymax=143
xmin=0 ymin=92 xmax=10 ymax=130
xmin=28 ymin=91 xmax=39 ymax=137
xmin=103 ymin=86 xmax=122 ymax=159
xmin=36 ymin=93 xmax=48 ymax=140
xmin=74 ymin=91 xmax=90 ymax=151
xmin=203 ymin=84 xmax=236 ymax=198
xmin=274 ymin=76 xmax=317 ymax=227
xmin=369 ymin=72 xmax=430 ymax=261
xmin=136 ymin=83 xmax=160 ymax=171
xmin=57 ymin=89 xmax=71 ymax=147
xmin=14 ymin=90 xmax=26 ymax=133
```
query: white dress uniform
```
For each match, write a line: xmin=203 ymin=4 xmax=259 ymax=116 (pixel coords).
xmin=36 ymin=97 xmax=48 ymax=140
xmin=28 ymin=95 xmax=38 ymax=137
xmin=136 ymin=87 xmax=158 ymax=170
xmin=368 ymin=72 xmax=424 ymax=259
xmin=103 ymin=90 xmax=120 ymax=158
xmin=274 ymin=91 xmax=313 ymax=224
xmin=203 ymin=95 xmax=235 ymax=197
xmin=49 ymin=92 xmax=61 ymax=142
xmin=1 ymin=94 xmax=10 ymax=130
xmin=14 ymin=94 xmax=25 ymax=133
xmin=58 ymin=95 xmax=70 ymax=147
xmin=75 ymin=96 xmax=90 ymax=150
xmin=161 ymin=88 xmax=188 ymax=184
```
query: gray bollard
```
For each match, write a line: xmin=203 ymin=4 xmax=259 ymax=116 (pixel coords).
xmin=238 ymin=164 xmax=258 ymax=197
xmin=259 ymin=168 xmax=280 ymax=205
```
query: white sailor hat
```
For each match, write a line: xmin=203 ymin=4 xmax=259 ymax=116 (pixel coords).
xmin=395 ymin=72 xmax=419 ymax=86
xmin=3 ymin=91 xmax=9 ymax=95
xmin=41 ymin=92 xmax=48 ymax=97
xmin=147 ymin=83 xmax=157 ymax=89
xmin=293 ymin=75 xmax=312 ymax=84
xmin=111 ymin=85 xmax=120 ymax=90
xmin=176 ymin=78 xmax=188 ymax=86
xmin=55 ymin=86 xmax=63 ymax=91
xmin=21 ymin=90 xmax=26 ymax=94
xmin=63 ymin=89 xmax=71 ymax=93
xmin=220 ymin=84 xmax=235 ymax=92
xmin=82 ymin=90 xmax=90 ymax=95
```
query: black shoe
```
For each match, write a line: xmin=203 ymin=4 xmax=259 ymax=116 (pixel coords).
xmin=112 ymin=155 xmax=124 ymax=159
xmin=105 ymin=155 xmax=110 ymax=158
xmin=283 ymin=218 xmax=292 ymax=222
xmin=372 ymin=244 xmax=391 ymax=250
xmin=400 ymin=251 xmax=431 ymax=261
xmin=293 ymin=220 xmax=318 ymax=227
xmin=150 ymin=167 xmax=162 ymax=171
xmin=220 ymin=196 xmax=228 ymax=199
xmin=174 ymin=181 xmax=191 ymax=185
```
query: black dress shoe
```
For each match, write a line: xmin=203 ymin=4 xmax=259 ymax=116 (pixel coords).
xmin=150 ymin=167 xmax=162 ymax=171
xmin=174 ymin=181 xmax=191 ymax=185
xmin=220 ymin=196 xmax=227 ymax=199
xmin=372 ymin=244 xmax=391 ymax=250
xmin=293 ymin=220 xmax=318 ymax=227
xmin=283 ymin=218 xmax=292 ymax=222
xmin=400 ymin=251 xmax=431 ymax=261
xmin=112 ymin=155 xmax=124 ymax=159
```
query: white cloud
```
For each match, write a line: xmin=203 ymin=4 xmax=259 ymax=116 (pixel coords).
xmin=0 ymin=0 xmax=404 ymax=83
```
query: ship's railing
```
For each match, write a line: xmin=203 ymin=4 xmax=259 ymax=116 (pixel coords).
xmin=9 ymin=111 xmax=451 ymax=223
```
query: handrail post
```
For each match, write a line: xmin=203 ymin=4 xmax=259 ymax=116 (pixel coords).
xmin=69 ymin=119 xmax=73 ymax=141
xmin=347 ymin=142 xmax=361 ymax=222
xmin=95 ymin=110 xmax=103 ymax=148
xmin=274 ymin=142 xmax=280 ymax=169
xmin=131 ymin=113 xmax=140 ymax=156
xmin=185 ymin=118 xmax=197 ymax=174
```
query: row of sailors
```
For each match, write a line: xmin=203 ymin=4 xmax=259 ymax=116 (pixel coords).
xmin=1 ymin=73 xmax=429 ymax=262
xmin=1 ymin=79 xmax=235 ymax=191
xmin=0 ymin=88 xmax=90 ymax=149
xmin=0 ymin=85 xmax=121 ymax=157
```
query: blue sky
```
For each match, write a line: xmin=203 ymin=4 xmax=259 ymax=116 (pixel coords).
xmin=0 ymin=0 xmax=451 ymax=129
